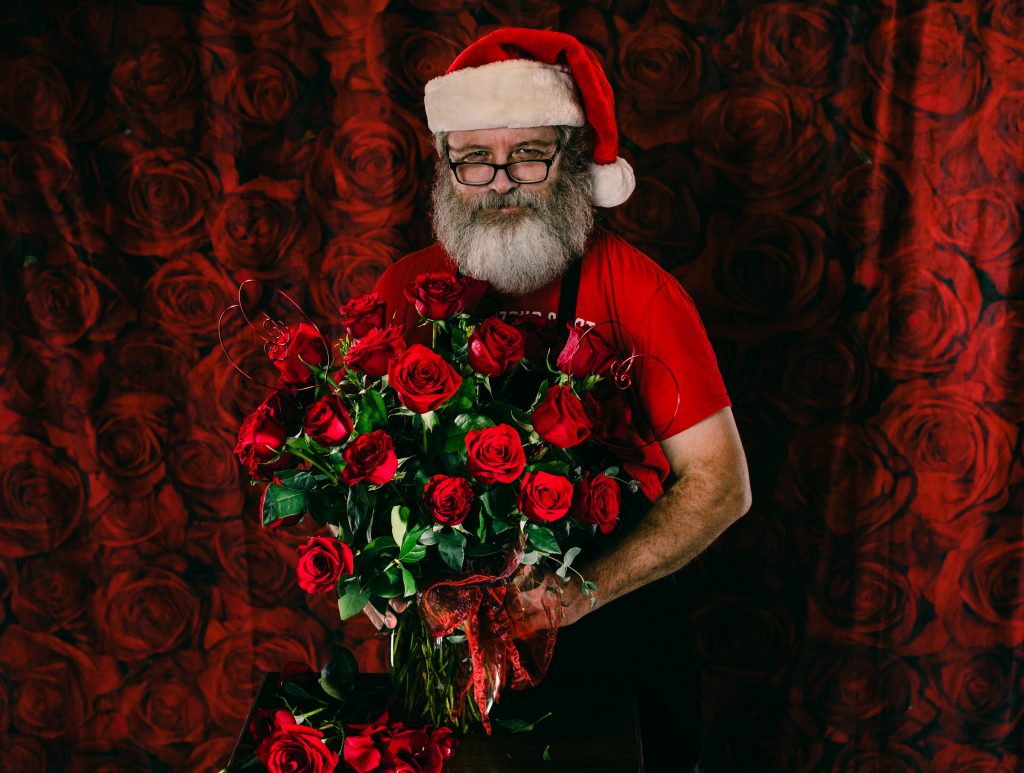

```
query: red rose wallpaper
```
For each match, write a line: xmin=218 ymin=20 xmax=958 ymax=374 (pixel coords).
xmin=0 ymin=1 xmax=1021 ymax=770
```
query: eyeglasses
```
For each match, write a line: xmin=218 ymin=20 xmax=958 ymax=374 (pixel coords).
xmin=447 ymin=143 xmax=561 ymax=186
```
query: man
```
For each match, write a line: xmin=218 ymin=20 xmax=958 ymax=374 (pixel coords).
xmin=371 ymin=28 xmax=751 ymax=770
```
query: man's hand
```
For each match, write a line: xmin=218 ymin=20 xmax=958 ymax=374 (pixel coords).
xmin=362 ymin=598 xmax=410 ymax=630
xmin=510 ymin=564 xmax=594 ymax=630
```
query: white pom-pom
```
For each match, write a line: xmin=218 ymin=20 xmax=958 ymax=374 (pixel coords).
xmin=589 ymin=157 xmax=635 ymax=208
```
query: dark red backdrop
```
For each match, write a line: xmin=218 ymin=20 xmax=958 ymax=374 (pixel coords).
xmin=1 ymin=0 xmax=1022 ymax=770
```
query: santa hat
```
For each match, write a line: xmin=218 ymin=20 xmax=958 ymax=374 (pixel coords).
xmin=423 ymin=28 xmax=635 ymax=208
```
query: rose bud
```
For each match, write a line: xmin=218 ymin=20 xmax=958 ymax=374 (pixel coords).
xmin=235 ymin=393 xmax=298 ymax=475
xmin=531 ymin=385 xmax=592 ymax=449
xmin=342 ymin=429 xmax=398 ymax=485
xmin=571 ymin=473 xmax=621 ymax=534
xmin=296 ymin=536 xmax=355 ymax=594
xmin=249 ymin=708 xmax=276 ymax=744
xmin=518 ymin=471 xmax=574 ymax=523
xmin=423 ymin=475 xmax=475 ymax=526
xmin=339 ymin=292 xmax=387 ymax=339
xmin=556 ymin=323 xmax=617 ymax=377
xmin=465 ymin=424 xmax=526 ymax=484
xmin=256 ymin=710 xmax=339 ymax=773
xmin=468 ymin=316 xmax=525 ymax=377
xmin=271 ymin=322 xmax=329 ymax=390
xmin=303 ymin=394 xmax=353 ymax=446
xmin=388 ymin=344 xmax=462 ymax=414
xmin=345 ymin=325 xmax=406 ymax=378
xmin=404 ymin=272 xmax=467 ymax=320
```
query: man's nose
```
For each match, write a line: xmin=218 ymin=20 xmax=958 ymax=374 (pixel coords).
xmin=487 ymin=166 xmax=517 ymax=195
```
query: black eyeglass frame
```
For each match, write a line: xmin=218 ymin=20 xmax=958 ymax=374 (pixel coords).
xmin=446 ymin=143 xmax=562 ymax=186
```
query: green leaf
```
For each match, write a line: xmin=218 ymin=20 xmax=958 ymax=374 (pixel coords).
xmin=494 ymin=712 xmax=552 ymax=734
xmin=319 ymin=676 xmax=347 ymax=701
xmin=338 ymin=589 xmax=369 ymax=620
xmin=421 ymin=410 xmax=438 ymax=429
xmin=520 ymin=550 xmax=540 ymax=565
xmin=543 ymin=745 xmax=552 ymax=761
xmin=480 ymin=486 xmax=517 ymax=522
xmin=399 ymin=528 xmax=428 ymax=563
xmin=360 ymin=535 xmax=398 ymax=560
xmin=261 ymin=483 xmax=306 ymax=527
xmin=526 ymin=524 xmax=560 ymax=554
xmin=321 ymin=645 xmax=358 ymax=693
xmin=455 ymin=413 xmax=496 ymax=433
xmin=437 ymin=529 xmax=466 ymax=572
xmin=367 ymin=567 xmax=404 ymax=598
xmin=390 ymin=505 xmax=409 ymax=548
xmin=273 ymin=469 xmax=328 ymax=491
xmin=282 ymin=681 xmax=323 ymax=703
xmin=346 ymin=485 xmax=370 ymax=534
xmin=603 ymin=466 xmax=620 ymax=477
xmin=556 ymin=546 xmax=583 ymax=580
xmin=367 ymin=389 xmax=387 ymax=424
xmin=401 ymin=567 xmax=417 ymax=597
xmin=418 ymin=528 xmax=440 ymax=546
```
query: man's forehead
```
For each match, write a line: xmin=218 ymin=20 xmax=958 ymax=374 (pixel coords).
xmin=447 ymin=126 xmax=558 ymax=149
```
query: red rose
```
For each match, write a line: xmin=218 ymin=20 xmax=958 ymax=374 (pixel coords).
xmin=308 ymin=233 xmax=402 ymax=321
xmin=518 ymin=471 xmax=574 ymax=523
xmin=143 ymin=254 xmax=238 ymax=345
xmin=303 ymin=395 xmax=353 ymax=446
xmin=10 ymin=549 xmax=91 ymax=636
xmin=166 ymin=428 xmax=245 ymax=520
xmin=423 ymin=475 xmax=474 ymax=526
xmin=340 ymin=292 xmax=388 ymax=338
xmin=93 ymin=392 xmax=176 ymax=498
xmin=924 ymin=649 xmax=1023 ymax=744
xmin=556 ymin=323 xmax=618 ymax=376
xmin=119 ymin=651 xmax=210 ymax=764
xmin=467 ymin=316 xmax=525 ymax=377
xmin=465 ymin=424 xmax=526 ymax=485
xmin=689 ymin=87 xmax=832 ymax=212
xmin=305 ymin=97 xmax=424 ymax=231
xmin=934 ymin=535 xmax=1024 ymax=647
xmin=214 ymin=522 xmax=298 ymax=607
xmin=342 ymin=430 xmax=398 ymax=485
xmin=614 ymin=18 xmax=703 ymax=148
xmin=256 ymin=710 xmax=339 ymax=773
xmin=878 ymin=381 xmax=1016 ymax=542
xmin=570 ymin=473 xmax=621 ymax=534
xmin=0 ymin=627 xmax=120 ymax=741
xmin=94 ymin=135 xmax=220 ymax=257
xmin=93 ymin=557 xmax=202 ymax=662
xmin=296 ymin=536 xmax=355 ymax=594
xmin=826 ymin=163 xmax=908 ymax=250
xmin=388 ymin=344 xmax=462 ymax=414
xmin=207 ymin=177 xmax=321 ymax=279
xmin=271 ymin=322 xmax=328 ymax=390
xmin=0 ymin=435 xmax=84 ymax=558
xmin=531 ymin=385 xmax=592 ymax=449
xmin=109 ymin=37 xmax=201 ymax=146
xmin=235 ymin=392 xmax=297 ymax=476
xmin=345 ymin=325 xmax=406 ymax=378
xmin=404 ymin=271 xmax=469 ymax=320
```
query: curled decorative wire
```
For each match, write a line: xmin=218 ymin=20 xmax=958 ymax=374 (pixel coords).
xmin=217 ymin=280 xmax=332 ymax=393
xmin=574 ymin=320 xmax=682 ymax=451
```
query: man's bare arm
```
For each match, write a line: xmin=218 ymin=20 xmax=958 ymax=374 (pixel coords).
xmin=558 ymin=406 xmax=752 ymax=626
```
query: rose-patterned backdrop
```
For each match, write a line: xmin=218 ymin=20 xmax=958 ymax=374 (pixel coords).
xmin=1 ymin=0 xmax=1021 ymax=770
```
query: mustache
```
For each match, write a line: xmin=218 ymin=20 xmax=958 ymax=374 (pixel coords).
xmin=468 ymin=187 xmax=545 ymax=212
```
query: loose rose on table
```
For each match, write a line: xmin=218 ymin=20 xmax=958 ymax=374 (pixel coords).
xmin=255 ymin=710 xmax=339 ymax=773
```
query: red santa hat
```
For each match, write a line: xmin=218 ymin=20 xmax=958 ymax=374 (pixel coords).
xmin=423 ymin=27 xmax=635 ymax=208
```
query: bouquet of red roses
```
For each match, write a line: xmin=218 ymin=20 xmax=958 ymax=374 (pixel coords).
xmin=233 ymin=272 xmax=639 ymax=740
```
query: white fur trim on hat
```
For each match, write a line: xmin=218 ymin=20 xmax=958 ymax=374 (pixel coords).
xmin=424 ymin=60 xmax=585 ymax=132
xmin=590 ymin=157 xmax=635 ymax=208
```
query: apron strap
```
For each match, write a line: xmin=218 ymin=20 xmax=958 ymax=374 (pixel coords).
xmin=557 ymin=256 xmax=583 ymax=328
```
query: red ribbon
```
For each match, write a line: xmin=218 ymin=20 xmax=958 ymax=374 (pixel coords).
xmin=418 ymin=552 xmax=560 ymax=733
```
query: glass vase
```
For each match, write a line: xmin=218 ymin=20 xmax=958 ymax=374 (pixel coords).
xmin=389 ymin=602 xmax=483 ymax=733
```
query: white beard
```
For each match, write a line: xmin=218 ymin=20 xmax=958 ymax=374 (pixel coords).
xmin=431 ymin=160 xmax=594 ymax=296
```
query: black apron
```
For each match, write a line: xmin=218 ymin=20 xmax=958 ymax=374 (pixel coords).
xmin=544 ymin=255 xmax=702 ymax=772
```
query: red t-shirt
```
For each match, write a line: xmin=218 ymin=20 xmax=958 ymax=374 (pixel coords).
xmin=372 ymin=226 xmax=731 ymax=498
